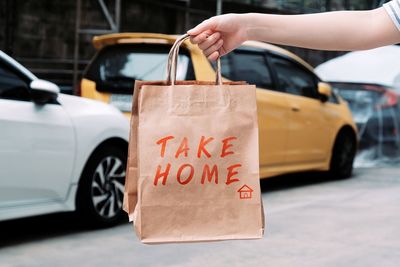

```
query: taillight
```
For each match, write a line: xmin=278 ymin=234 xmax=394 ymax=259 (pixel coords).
xmin=375 ymin=90 xmax=398 ymax=109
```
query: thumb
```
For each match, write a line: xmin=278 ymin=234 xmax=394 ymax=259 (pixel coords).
xmin=187 ymin=17 xmax=218 ymax=35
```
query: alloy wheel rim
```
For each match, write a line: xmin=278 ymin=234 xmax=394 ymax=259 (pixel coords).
xmin=91 ymin=156 xmax=125 ymax=219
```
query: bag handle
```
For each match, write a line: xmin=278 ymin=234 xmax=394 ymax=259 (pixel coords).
xmin=166 ymin=34 xmax=222 ymax=86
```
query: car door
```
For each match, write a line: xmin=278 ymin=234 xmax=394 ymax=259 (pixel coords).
xmin=220 ymin=49 xmax=290 ymax=168
xmin=269 ymin=55 xmax=332 ymax=164
xmin=0 ymin=61 xmax=75 ymax=207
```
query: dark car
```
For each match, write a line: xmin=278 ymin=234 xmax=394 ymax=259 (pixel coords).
xmin=330 ymin=81 xmax=400 ymax=156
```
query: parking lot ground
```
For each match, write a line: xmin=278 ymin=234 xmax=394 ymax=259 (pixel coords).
xmin=1 ymin=167 xmax=400 ymax=267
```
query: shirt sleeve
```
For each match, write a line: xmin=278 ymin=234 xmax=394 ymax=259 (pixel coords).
xmin=383 ymin=0 xmax=400 ymax=31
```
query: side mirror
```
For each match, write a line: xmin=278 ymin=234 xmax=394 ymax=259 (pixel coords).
xmin=30 ymin=79 xmax=60 ymax=105
xmin=318 ymin=82 xmax=332 ymax=102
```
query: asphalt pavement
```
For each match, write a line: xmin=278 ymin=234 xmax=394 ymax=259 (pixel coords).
xmin=1 ymin=167 xmax=400 ymax=267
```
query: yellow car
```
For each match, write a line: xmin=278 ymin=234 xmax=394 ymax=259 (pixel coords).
xmin=81 ymin=33 xmax=358 ymax=179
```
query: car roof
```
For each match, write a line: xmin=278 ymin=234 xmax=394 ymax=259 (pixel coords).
xmin=315 ymin=45 xmax=400 ymax=89
xmin=92 ymin=32 xmax=315 ymax=73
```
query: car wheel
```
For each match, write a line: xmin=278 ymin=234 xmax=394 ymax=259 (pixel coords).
xmin=76 ymin=145 xmax=127 ymax=227
xmin=330 ymin=130 xmax=356 ymax=179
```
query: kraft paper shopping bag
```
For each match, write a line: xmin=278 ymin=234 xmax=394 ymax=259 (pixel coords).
xmin=123 ymin=34 xmax=264 ymax=243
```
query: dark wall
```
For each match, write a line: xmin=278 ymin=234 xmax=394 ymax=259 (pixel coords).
xmin=0 ymin=0 xmax=184 ymax=60
xmin=0 ymin=1 xmax=76 ymax=58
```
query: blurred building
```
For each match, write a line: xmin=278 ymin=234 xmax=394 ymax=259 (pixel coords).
xmin=0 ymin=0 xmax=379 ymax=92
xmin=220 ymin=0 xmax=377 ymax=12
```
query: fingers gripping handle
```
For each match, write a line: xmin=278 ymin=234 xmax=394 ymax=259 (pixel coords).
xmin=166 ymin=34 xmax=222 ymax=85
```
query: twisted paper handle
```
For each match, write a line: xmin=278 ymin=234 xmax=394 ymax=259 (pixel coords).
xmin=166 ymin=34 xmax=222 ymax=85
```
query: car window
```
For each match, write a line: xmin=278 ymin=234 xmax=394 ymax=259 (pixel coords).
xmin=0 ymin=63 xmax=31 ymax=101
xmin=220 ymin=51 xmax=274 ymax=89
xmin=84 ymin=44 xmax=195 ymax=93
xmin=270 ymin=56 xmax=318 ymax=99
xmin=331 ymin=83 xmax=383 ymax=114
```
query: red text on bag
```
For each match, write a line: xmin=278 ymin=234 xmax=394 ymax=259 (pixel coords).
xmin=153 ymin=135 xmax=241 ymax=186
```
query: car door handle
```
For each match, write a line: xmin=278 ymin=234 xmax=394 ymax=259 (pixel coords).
xmin=291 ymin=106 xmax=300 ymax=112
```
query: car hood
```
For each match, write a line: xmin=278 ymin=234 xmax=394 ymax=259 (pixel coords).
xmin=315 ymin=45 xmax=400 ymax=92
xmin=57 ymin=93 xmax=126 ymax=118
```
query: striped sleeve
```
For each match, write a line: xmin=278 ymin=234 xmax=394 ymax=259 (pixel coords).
xmin=383 ymin=0 xmax=400 ymax=31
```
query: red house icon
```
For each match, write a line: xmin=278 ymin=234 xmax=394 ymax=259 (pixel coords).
xmin=237 ymin=184 xmax=253 ymax=199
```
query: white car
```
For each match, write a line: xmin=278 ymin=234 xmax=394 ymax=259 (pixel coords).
xmin=0 ymin=50 xmax=129 ymax=226
xmin=315 ymin=45 xmax=400 ymax=91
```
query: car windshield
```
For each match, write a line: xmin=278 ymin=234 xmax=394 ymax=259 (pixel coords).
xmin=330 ymin=82 xmax=384 ymax=123
xmin=100 ymin=52 xmax=189 ymax=81
xmin=84 ymin=43 xmax=194 ymax=93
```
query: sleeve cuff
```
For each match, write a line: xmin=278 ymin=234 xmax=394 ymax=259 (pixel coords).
xmin=383 ymin=0 xmax=400 ymax=32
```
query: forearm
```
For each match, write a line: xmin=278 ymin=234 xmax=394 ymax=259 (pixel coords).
xmin=243 ymin=8 xmax=399 ymax=51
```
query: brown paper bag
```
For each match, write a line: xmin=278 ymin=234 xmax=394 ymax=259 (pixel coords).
xmin=123 ymin=34 xmax=264 ymax=243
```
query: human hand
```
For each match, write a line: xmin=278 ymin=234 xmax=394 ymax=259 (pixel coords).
xmin=187 ymin=14 xmax=249 ymax=61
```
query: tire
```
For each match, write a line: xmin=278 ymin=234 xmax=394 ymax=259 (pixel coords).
xmin=330 ymin=130 xmax=357 ymax=179
xmin=76 ymin=145 xmax=127 ymax=227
